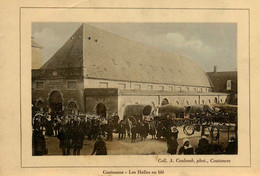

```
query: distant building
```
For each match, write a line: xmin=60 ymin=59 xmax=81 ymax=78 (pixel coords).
xmin=207 ymin=68 xmax=237 ymax=105
xmin=32 ymin=23 xmax=227 ymax=117
xmin=31 ymin=39 xmax=43 ymax=69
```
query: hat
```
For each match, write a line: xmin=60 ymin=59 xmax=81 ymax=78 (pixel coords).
xmin=183 ymin=138 xmax=190 ymax=144
xmin=97 ymin=135 xmax=102 ymax=140
xmin=183 ymin=138 xmax=193 ymax=149
xmin=47 ymin=115 xmax=51 ymax=120
xmin=201 ymin=135 xmax=208 ymax=139
xmin=171 ymin=126 xmax=178 ymax=133
xmin=228 ymin=136 xmax=236 ymax=142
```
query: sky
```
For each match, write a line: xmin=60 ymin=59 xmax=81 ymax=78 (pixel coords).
xmin=32 ymin=22 xmax=237 ymax=72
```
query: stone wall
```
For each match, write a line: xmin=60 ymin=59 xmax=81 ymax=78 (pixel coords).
xmin=84 ymin=95 xmax=118 ymax=116
xmin=32 ymin=78 xmax=85 ymax=112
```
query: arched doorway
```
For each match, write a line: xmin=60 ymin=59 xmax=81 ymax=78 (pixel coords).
xmin=96 ymin=103 xmax=106 ymax=118
xmin=49 ymin=91 xmax=62 ymax=114
xmin=67 ymin=101 xmax=77 ymax=115
xmin=161 ymin=98 xmax=169 ymax=106
xmin=214 ymin=97 xmax=218 ymax=103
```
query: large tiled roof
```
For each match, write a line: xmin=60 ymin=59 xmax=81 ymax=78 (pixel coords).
xmin=41 ymin=23 xmax=211 ymax=87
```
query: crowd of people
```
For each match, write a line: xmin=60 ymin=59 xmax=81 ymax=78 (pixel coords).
xmin=32 ymin=112 xmax=113 ymax=156
xmin=32 ymin=110 xmax=237 ymax=156
xmin=166 ymin=134 xmax=237 ymax=155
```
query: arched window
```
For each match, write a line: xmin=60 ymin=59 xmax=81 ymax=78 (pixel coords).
xmin=186 ymin=100 xmax=189 ymax=105
xmin=67 ymin=101 xmax=77 ymax=115
xmin=214 ymin=97 xmax=218 ymax=103
xmin=96 ymin=103 xmax=106 ymax=118
xmin=49 ymin=91 xmax=62 ymax=114
xmin=208 ymin=99 xmax=211 ymax=104
xmin=202 ymin=100 xmax=204 ymax=104
xmin=161 ymin=98 xmax=169 ymax=106
xmin=194 ymin=100 xmax=197 ymax=105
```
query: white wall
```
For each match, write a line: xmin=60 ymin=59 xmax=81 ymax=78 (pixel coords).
xmin=84 ymin=78 xmax=211 ymax=92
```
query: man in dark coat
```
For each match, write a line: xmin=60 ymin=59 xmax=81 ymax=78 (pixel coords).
xmin=131 ymin=125 xmax=137 ymax=143
xmin=86 ymin=118 xmax=92 ymax=140
xmin=149 ymin=121 xmax=156 ymax=139
xmin=225 ymin=136 xmax=237 ymax=154
xmin=144 ymin=122 xmax=149 ymax=138
xmin=112 ymin=113 xmax=120 ymax=126
xmin=45 ymin=114 xmax=53 ymax=136
xmin=106 ymin=121 xmax=114 ymax=141
xmin=140 ymin=122 xmax=148 ymax=141
xmin=53 ymin=116 xmax=61 ymax=136
xmin=32 ymin=127 xmax=48 ymax=156
xmin=92 ymin=119 xmax=100 ymax=140
xmin=71 ymin=118 xmax=85 ymax=155
xmin=178 ymin=138 xmax=194 ymax=155
xmin=167 ymin=136 xmax=178 ymax=155
xmin=195 ymin=135 xmax=213 ymax=154
xmin=57 ymin=126 xmax=71 ymax=155
xmin=168 ymin=126 xmax=179 ymax=140
xmin=91 ymin=136 xmax=107 ymax=155
xmin=118 ymin=120 xmax=126 ymax=140
xmin=136 ymin=121 xmax=142 ymax=138
xmin=156 ymin=121 xmax=163 ymax=139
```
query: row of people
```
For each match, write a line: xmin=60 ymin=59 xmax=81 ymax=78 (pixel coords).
xmin=33 ymin=116 xmax=108 ymax=155
xmin=167 ymin=135 xmax=238 ymax=155
xmin=32 ymin=111 xmax=237 ymax=155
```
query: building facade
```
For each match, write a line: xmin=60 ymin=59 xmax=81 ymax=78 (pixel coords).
xmin=32 ymin=23 xmax=228 ymax=117
xmin=207 ymin=70 xmax=237 ymax=105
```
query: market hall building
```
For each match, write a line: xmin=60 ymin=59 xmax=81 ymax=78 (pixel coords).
xmin=32 ymin=23 xmax=227 ymax=117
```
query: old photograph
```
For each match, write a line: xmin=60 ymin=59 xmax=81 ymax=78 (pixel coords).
xmin=31 ymin=22 xmax=237 ymax=156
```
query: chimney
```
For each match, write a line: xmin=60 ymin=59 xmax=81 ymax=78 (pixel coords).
xmin=214 ymin=66 xmax=217 ymax=73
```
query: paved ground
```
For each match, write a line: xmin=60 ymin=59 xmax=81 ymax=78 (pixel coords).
xmin=45 ymin=125 xmax=236 ymax=155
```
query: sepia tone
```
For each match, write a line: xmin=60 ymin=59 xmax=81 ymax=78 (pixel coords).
xmin=31 ymin=23 xmax=237 ymax=156
xmin=0 ymin=2 xmax=255 ymax=175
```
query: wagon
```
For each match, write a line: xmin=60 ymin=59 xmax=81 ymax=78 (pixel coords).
xmin=123 ymin=104 xmax=153 ymax=124
xmin=185 ymin=104 xmax=215 ymax=118
xmin=153 ymin=104 xmax=186 ymax=126
xmin=211 ymin=104 xmax=237 ymax=123
xmin=156 ymin=104 xmax=185 ymax=119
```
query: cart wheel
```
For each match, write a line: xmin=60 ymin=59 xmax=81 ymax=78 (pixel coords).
xmin=183 ymin=124 xmax=195 ymax=136
xmin=126 ymin=116 xmax=137 ymax=126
